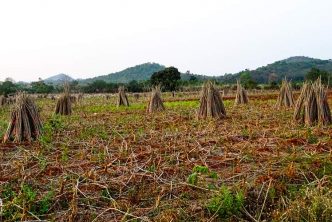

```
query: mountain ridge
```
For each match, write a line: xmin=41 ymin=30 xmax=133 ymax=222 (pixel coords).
xmin=219 ymin=56 xmax=332 ymax=83
xmin=43 ymin=56 xmax=332 ymax=84
xmin=82 ymin=62 xmax=166 ymax=84
xmin=44 ymin=73 xmax=74 ymax=84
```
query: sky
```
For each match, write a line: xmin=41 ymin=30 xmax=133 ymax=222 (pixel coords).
xmin=0 ymin=0 xmax=332 ymax=82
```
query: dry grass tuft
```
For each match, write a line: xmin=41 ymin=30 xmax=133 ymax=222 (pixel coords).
xmin=197 ymin=81 xmax=226 ymax=119
xmin=235 ymin=80 xmax=249 ymax=105
xmin=294 ymin=79 xmax=331 ymax=125
xmin=3 ymin=92 xmax=42 ymax=143
xmin=146 ymin=86 xmax=165 ymax=113
xmin=275 ymin=78 xmax=294 ymax=108
xmin=117 ymin=86 xmax=129 ymax=107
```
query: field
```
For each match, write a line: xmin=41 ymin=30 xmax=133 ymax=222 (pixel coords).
xmin=1 ymin=92 xmax=332 ymax=221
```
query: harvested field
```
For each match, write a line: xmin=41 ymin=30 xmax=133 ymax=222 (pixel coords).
xmin=1 ymin=93 xmax=332 ymax=221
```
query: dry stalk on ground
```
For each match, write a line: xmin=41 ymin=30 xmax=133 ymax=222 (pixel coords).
xmin=1 ymin=91 xmax=332 ymax=221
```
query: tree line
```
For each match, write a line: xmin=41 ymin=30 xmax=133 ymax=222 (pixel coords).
xmin=0 ymin=67 xmax=330 ymax=96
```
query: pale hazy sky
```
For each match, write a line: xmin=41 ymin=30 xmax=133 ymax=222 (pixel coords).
xmin=0 ymin=0 xmax=332 ymax=82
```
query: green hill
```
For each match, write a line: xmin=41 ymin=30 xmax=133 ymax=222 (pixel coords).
xmin=44 ymin=73 xmax=74 ymax=84
xmin=220 ymin=56 xmax=332 ymax=83
xmin=46 ymin=56 xmax=332 ymax=85
xmin=81 ymin=63 xmax=216 ymax=84
xmin=83 ymin=63 xmax=166 ymax=83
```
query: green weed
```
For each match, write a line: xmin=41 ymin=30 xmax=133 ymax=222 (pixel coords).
xmin=206 ymin=186 xmax=244 ymax=218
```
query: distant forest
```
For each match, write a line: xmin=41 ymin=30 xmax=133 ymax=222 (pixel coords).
xmin=1 ymin=56 xmax=332 ymax=95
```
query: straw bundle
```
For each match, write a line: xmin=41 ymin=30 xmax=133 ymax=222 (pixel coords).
xmin=294 ymin=79 xmax=331 ymax=125
xmin=0 ymin=95 xmax=6 ymax=106
xmin=55 ymin=84 xmax=72 ymax=115
xmin=117 ymin=86 xmax=129 ymax=107
xmin=147 ymin=86 xmax=165 ymax=113
xmin=70 ymin=95 xmax=77 ymax=103
xmin=275 ymin=78 xmax=294 ymax=108
xmin=235 ymin=80 xmax=249 ymax=105
xmin=7 ymin=96 xmax=15 ymax=105
xmin=77 ymin=93 xmax=84 ymax=102
xmin=3 ymin=93 xmax=42 ymax=143
xmin=133 ymin=93 xmax=140 ymax=101
xmin=197 ymin=81 xmax=226 ymax=119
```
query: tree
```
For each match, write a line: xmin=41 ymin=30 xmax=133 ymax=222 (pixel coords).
xmin=70 ymin=80 xmax=80 ymax=92
xmin=305 ymin=68 xmax=330 ymax=85
xmin=82 ymin=80 xmax=120 ymax=93
xmin=30 ymin=80 xmax=54 ymax=93
xmin=189 ymin=75 xmax=198 ymax=82
xmin=84 ymin=80 xmax=109 ymax=93
xmin=0 ymin=81 xmax=17 ymax=96
xmin=4 ymin=77 xmax=15 ymax=83
xmin=268 ymin=73 xmax=278 ymax=84
xmin=127 ymin=80 xmax=144 ymax=92
xmin=239 ymin=71 xmax=257 ymax=89
xmin=267 ymin=73 xmax=278 ymax=89
xmin=150 ymin=67 xmax=181 ymax=91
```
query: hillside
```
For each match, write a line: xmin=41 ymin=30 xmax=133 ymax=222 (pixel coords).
xmin=43 ymin=56 xmax=332 ymax=85
xmin=83 ymin=63 xmax=166 ymax=83
xmin=81 ymin=63 xmax=217 ymax=84
xmin=44 ymin=74 xmax=74 ymax=84
xmin=220 ymin=56 xmax=332 ymax=83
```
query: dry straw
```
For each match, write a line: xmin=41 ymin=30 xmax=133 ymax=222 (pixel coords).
xmin=133 ymin=93 xmax=140 ymax=101
xmin=55 ymin=83 xmax=72 ymax=115
xmin=77 ymin=93 xmax=84 ymax=102
xmin=3 ymin=92 xmax=42 ymax=143
xmin=0 ymin=95 xmax=6 ymax=106
xmin=197 ymin=81 xmax=226 ymax=119
xmin=275 ymin=78 xmax=294 ymax=108
xmin=147 ymin=86 xmax=165 ymax=113
xmin=6 ymin=96 xmax=15 ymax=105
xmin=235 ymin=80 xmax=249 ymax=105
xmin=117 ymin=86 xmax=129 ymax=107
xmin=293 ymin=78 xmax=331 ymax=126
xmin=70 ymin=95 xmax=77 ymax=103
